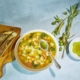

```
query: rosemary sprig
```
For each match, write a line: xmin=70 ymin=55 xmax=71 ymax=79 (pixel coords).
xmin=51 ymin=3 xmax=80 ymax=58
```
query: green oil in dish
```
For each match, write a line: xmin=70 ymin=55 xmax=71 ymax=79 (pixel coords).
xmin=72 ymin=42 xmax=80 ymax=57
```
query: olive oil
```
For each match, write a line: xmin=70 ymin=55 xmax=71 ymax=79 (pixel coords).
xmin=72 ymin=42 xmax=80 ymax=57
xmin=40 ymin=41 xmax=47 ymax=49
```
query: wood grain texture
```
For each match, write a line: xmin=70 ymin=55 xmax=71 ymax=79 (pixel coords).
xmin=0 ymin=24 xmax=21 ymax=77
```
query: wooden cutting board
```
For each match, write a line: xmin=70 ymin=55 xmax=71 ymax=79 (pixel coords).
xmin=0 ymin=24 xmax=21 ymax=78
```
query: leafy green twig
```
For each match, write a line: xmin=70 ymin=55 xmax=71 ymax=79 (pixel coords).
xmin=51 ymin=17 xmax=67 ymax=36
xmin=62 ymin=45 xmax=66 ymax=58
xmin=51 ymin=3 xmax=80 ymax=58
xmin=68 ymin=34 xmax=75 ymax=39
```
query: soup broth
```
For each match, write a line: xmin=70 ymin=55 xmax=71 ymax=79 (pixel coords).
xmin=18 ymin=32 xmax=57 ymax=69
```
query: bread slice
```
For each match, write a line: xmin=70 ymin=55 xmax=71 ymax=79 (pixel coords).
xmin=0 ymin=24 xmax=21 ymax=77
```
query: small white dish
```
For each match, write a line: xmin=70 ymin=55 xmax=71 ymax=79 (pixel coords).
xmin=69 ymin=37 xmax=80 ymax=60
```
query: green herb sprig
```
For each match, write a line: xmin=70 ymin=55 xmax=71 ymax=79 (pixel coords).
xmin=51 ymin=15 xmax=68 ymax=36
xmin=51 ymin=3 xmax=80 ymax=58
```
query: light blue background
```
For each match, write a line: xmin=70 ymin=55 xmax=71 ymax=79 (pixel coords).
xmin=0 ymin=0 xmax=80 ymax=80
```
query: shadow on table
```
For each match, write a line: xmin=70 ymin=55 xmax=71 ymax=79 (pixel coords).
xmin=12 ymin=60 xmax=56 ymax=77
xmin=12 ymin=60 xmax=39 ymax=75
xmin=1 ymin=65 xmax=6 ymax=78
xmin=67 ymin=52 xmax=80 ymax=61
xmin=49 ymin=68 xmax=56 ymax=77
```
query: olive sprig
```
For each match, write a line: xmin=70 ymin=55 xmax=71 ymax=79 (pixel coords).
xmin=51 ymin=16 xmax=68 ymax=36
xmin=51 ymin=3 xmax=80 ymax=58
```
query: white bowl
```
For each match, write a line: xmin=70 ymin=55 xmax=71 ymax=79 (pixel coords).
xmin=14 ymin=29 xmax=59 ymax=71
xmin=69 ymin=37 xmax=80 ymax=60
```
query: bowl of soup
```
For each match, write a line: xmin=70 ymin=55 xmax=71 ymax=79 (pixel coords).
xmin=14 ymin=29 xmax=59 ymax=71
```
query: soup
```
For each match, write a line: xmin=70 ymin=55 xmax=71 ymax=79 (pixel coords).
xmin=18 ymin=32 xmax=57 ymax=69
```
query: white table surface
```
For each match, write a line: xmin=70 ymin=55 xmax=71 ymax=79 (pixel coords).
xmin=0 ymin=0 xmax=80 ymax=80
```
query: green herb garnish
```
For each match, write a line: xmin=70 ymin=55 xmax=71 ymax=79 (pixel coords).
xmin=41 ymin=33 xmax=46 ymax=38
xmin=32 ymin=61 xmax=39 ymax=67
xmin=29 ymin=43 xmax=32 ymax=46
xmin=29 ymin=33 xmax=34 ymax=38
xmin=50 ymin=47 xmax=55 ymax=51
xmin=39 ymin=54 xmax=41 ymax=58
xmin=19 ymin=40 xmax=26 ymax=46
